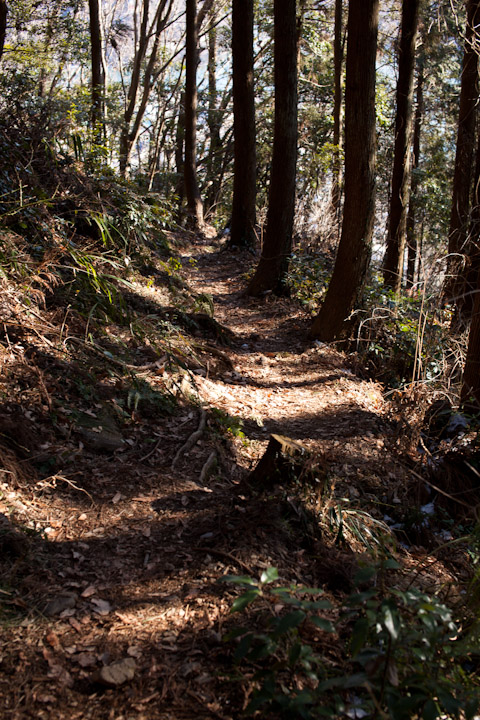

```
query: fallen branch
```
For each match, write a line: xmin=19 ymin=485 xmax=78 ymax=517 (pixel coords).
xmin=64 ymin=336 xmax=167 ymax=373
xmin=196 ymin=546 xmax=254 ymax=575
xmin=191 ymin=341 xmax=235 ymax=370
xmin=139 ymin=434 xmax=163 ymax=463
xmin=171 ymin=409 xmax=206 ymax=469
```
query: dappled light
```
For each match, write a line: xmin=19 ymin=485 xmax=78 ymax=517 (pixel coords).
xmin=1 ymin=0 xmax=480 ymax=717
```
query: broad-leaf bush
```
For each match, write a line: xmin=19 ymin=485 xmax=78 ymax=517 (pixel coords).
xmin=222 ymin=567 xmax=480 ymax=719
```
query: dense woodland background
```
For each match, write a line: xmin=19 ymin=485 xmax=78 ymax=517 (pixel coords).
xmin=2 ymin=0 xmax=480 ymax=395
xmin=2 ymin=0 xmax=480 ymax=718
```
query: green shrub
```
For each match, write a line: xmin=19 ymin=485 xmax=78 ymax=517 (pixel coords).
xmin=222 ymin=566 xmax=479 ymax=719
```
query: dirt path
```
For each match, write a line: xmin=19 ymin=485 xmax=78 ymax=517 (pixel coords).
xmin=0 ymin=241 xmax=394 ymax=720
xmin=184 ymin=243 xmax=388 ymax=472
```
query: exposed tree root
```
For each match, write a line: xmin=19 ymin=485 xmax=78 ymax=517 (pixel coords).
xmin=171 ymin=408 xmax=207 ymax=469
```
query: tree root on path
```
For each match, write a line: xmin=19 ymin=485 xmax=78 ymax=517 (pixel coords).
xmin=171 ymin=408 xmax=207 ymax=469
xmin=199 ymin=451 xmax=217 ymax=483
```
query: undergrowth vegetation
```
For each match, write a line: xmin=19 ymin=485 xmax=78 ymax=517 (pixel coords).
xmin=287 ymin=244 xmax=466 ymax=392
xmin=222 ymin=566 xmax=480 ymax=720
xmin=0 ymin=87 xmax=479 ymax=720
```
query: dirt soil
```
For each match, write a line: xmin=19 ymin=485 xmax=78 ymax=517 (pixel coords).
xmin=0 ymin=237 xmax=465 ymax=719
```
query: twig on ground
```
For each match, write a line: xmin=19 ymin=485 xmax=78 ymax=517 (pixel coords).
xmin=41 ymin=474 xmax=95 ymax=505
xmin=199 ymin=451 xmax=217 ymax=483
xmin=64 ymin=335 xmax=167 ymax=373
xmin=196 ymin=547 xmax=254 ymax=575
xmin=171 ymin=409 xmax=206 ymax=469
xmin=191 ymin=341 xmax=235 ymax=369
xmin=139 ymin=434 xmax=163 ymax=462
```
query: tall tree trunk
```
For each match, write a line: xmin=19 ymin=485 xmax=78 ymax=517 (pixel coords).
xmin=461 ymin=265 xmax=480 ymax=411
xmin=184 ymin=0 xmax=204 ymax=230
xmin=452 ymin=119 xmax=480 ymax=329
xmin=205 ymin=19 xmax=222 ymax=215
xmin=406 ymin=54 xmax=424 ymax=289
xmin=445 ymin=0 xmax=480 ymax=306
xmin=88 ymin=0 xmax=105 ymax=136
xmin=0 ymin=0 xmax=6 ymax=60
xmin=309 ymin=0 xmax=379 ymax=341
xmin=230 ymin=0 xmax=257 ymax=248
xmin=175 ymin=91 xmax=186 ymax=216
xmin=382 ymin=0 xmax=421 ymax=293
xmin=330 ymin=0 xmax=344 ymax=218
xmin=247 ymin=0 xmax=298 ymax=295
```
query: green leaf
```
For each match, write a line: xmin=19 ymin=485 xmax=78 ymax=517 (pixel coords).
xmin=272 ymin=610 xmax=306 ymax=635
xmin=234 ymin=633 xmax=253 ymax=661
xmin=289 ymin=641 xmax=302 ymax=665
xmin=222 ymin=626 xmax=246 ymax=641
xmin=354 ymin=566 xmax=377 ymax=585
xmin=311 ymin=616 xmax=335 ymax=632
xmin=305 ymin=599 xmax=332 ymax=611
xmin=422 ymin=699 xmax=439 ymax=720
xmin=383 ymin=605 xmax=400 ymax=640
xmin=384 ymin=558 xmax=401 ymax=570
xmin=245 ymin=688 xmax=272 ymax=714
xmin=350 ymin=617 xmax=369 ymax=656
xmin=220 ymin=574 xmax=257 ymax=587
xmin=231 ymin=589 xmax=260 ymax=613
xmin=260 ymin=567 xmax=279 ymax=584
xmin=465 ymin=697 xmax=480 ymax=720
xmin=437 ymin=691 xmax=461 ymax=715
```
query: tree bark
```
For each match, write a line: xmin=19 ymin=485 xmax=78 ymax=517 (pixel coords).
xmin=0 ymin=0 xmax=6 ymax=61
xmin=406 ymin=54 xmax=424 ymax=289
xmin=445 ymin=0 xmax=480 ymax=306
xmin=175 ymin=91 xmax=186 ymax=210
xmin=88 ymin=0 xmax=105 ymax=135
xmin=382 ymin=0 xmax=421 ymax=293
xmin=205 ymin=19 xmax=222 ymax=216
xmin=330 ymin=0 xmax=344 ymax=218
xmin=452 ymin=120 xmax=480 ymax=329
xmin=230 ymin=0 xmax=257 ymax=248
xmin=461 ymin=266 xmax=480 ymax=411
xmin=247 ymin=0 xmax=298 ymax=295
xmin=309 ymin=0 xmax=379 ymax=341
xmin=184 ymin=0 xmax=204 ymax=230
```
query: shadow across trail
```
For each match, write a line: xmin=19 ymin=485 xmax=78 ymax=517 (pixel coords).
xmin=0 ymin=239 xmax=393 ymax=720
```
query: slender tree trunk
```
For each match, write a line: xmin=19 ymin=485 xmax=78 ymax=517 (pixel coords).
xmin=461 ymin=265 xmax=480 ymax=411
xmin=445 ymin=0 xmax=480 ymax=305
xmin=88 ymin=0 xmax=105 ymax=136
xmin=406 ymin=55 xmax=424 ymax=289
xmin=230 ymin=0 xmax=257 ymax=248
xmin=247 ymin=0 xmax=298 ymax=295
xmin=383 ymin=0 xmax=420 ymax=293
xmin=330 ymin=0 xmax=343 ymax=218
xmin=0 ymin=1 xmax=6 ymax=60
xmin=119 ymin=0 xmax=150 ymax=176
xmin=175 ymin=91 xmax=186 ymax=214
xmin=205 ymin=20 xmax=222 ymax=215
xmin=309 ymin=0 xmax=379 ymax=341
xmin=119 ymin=0 xmax=173 ymax=177
xmin=452 ymin=120 xmax=480 ymax=329
xmin=184 ymin=0 xmax=204 ymax=230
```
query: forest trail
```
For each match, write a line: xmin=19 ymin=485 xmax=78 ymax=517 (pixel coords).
xmin=1 ymin=238 xmax=408 ymax=720
xmin=181 ymin=239 xmax=389 ymax=473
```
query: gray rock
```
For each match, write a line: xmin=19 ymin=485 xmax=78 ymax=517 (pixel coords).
xmin=44 ymin=593 xmax=77 ymax=616
xmin=93 ymin=658 xmax=137 ymax=687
